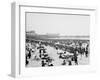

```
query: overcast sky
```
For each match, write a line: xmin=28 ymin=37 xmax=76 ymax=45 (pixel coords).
xmin=26 ymin=12 xmax=90 ymax=36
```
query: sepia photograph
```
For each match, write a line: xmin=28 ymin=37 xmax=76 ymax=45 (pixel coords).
xmin=25 ymin=12 xmax=90 ymax=67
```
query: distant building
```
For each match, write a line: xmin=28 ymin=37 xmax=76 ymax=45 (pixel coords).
xmin=26 ymin=30 xmax=37 ymax=35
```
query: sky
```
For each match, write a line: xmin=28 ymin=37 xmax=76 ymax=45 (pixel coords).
xmin=26 ymin=12 xmax=90 ymax=36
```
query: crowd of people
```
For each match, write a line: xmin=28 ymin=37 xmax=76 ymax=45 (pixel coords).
xmin=25 ymin=38 xmax=89 ymax=67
